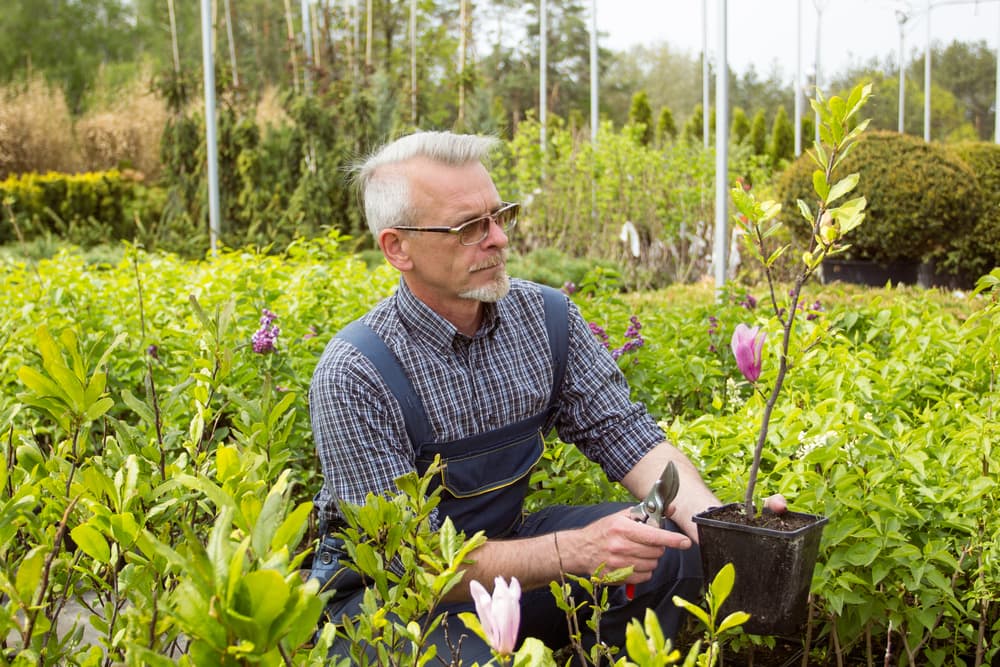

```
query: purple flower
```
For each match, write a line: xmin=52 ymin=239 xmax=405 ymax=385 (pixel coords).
xmin=470 ymin=576 xmax=521 ymax=656
xmin=146 ymin=344 xmax=159 ymax=360
xmin=740 ymin=294 xmax=757 ymax=310
xmin=252 ymin=308 xmax=280 ymax=354
xmin=589 ymin=322 xmax=610 ymax=349
xmin=562 ymin=281 xmax=577 ymax=295
xmin=302 ymin=324 xmax=318 ymax=340
xmin=731 ymin=323 xmax=766 ymax=382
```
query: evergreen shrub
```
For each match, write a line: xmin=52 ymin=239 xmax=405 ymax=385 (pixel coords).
xmin=776 ymin=131 xmax=983 ymax=277
xmin=950 ymin=141 xmax=1000 ymax=281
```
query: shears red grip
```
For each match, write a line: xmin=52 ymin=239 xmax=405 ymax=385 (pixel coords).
xmin=625 ymin=460 xmax=680 ymax=600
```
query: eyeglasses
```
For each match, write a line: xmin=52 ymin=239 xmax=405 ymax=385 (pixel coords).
xmin=392 ymin=202 xmax=519 ymax=246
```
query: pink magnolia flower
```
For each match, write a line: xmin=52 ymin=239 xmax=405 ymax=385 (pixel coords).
xmin=731 ymin=323 xmax=767 ymax=382
xmin=469 ymin=576 xmax=521 ymax=656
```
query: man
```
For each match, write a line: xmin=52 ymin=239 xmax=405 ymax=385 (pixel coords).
xmin=309 ymin=130 xmax=751 ymax=661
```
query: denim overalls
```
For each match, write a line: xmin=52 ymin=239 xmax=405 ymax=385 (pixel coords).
xmin=310 ymin=286 xmax=701 ymax=658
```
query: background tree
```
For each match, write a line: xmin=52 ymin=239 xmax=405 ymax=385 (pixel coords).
xmin=655 ymin=105 xmax=677 ymax=145
xmin=748 ymin=108 xmax=767 ymax=155
xmin=731 ymin=106 xmax=750 ymax=144
xmin=768 ymin=105 xmax=793 ymax=167
xmin=628 ymin=90 xmax=653 ymax=145
xmin=682 ymin=104 xmax=705 ymax=144
xmin=0 ymin=0 xmax=141 ymax=113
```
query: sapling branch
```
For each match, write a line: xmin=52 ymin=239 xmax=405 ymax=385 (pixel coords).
xmin=737 ymin=83 xmax=872 ymax=516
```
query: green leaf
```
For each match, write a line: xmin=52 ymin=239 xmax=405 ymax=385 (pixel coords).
xmin=70 ymin=524 xmax=111 ymax=563
xmin=252 ymin=480 xmax=287 ymax=558
xmin=271 ymin=501 xmax=312 ymax=553
xmin=826 ymin=173 xmax=859 ymax=205
xmin=671 ymin=595 xmax=711 ymax=627
xmin=812 ymin=169 xmax=830 ymax=200
xmin=121 ymin=389 xmax=156 ymax=428
xmin=16 ymin=547 xmax=45 ymax=602
xmin=17 ymin=366 xmax=70 ymax=404
xmin=83 ymin=396 xmax=114 ymax=421
xmin=216 ymin=445 xmax=240 ymax=483
xmin=717 ymin=611 xmax=751 ymax=634
xmin=240 ymin=569 xmax=290 ymax=628
xmin=708 ymin=562 xmax=736 ymax=606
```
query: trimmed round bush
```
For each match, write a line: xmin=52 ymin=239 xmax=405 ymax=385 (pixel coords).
xmin=776 ymin=131 xmax=984 ymax=270
xmin=949 ymin=141 xmax=1000 ymax=282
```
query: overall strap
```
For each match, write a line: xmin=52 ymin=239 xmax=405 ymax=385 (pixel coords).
xmin=336 ymin=320 xmax=434 ymax=447
xmin=538 ymin=285 xmax=569 ymax=410
xmin=336 ymin=286 xmax=570 ymax=446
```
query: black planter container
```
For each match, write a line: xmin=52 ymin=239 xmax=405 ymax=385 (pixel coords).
xmin=820 ymin=258 xmax=919 ymax=287
xmin=692 ymin=504 xmax=828 ymax=636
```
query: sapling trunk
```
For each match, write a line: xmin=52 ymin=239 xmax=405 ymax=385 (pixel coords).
xmin=743 ymin=271 xmax=805 ymax=516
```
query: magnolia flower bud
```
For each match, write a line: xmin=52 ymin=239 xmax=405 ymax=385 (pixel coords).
xmin=731 ymin=323 xmax=766 ymax=383
xmin=470 ymin=576 xmax=521 ymax=656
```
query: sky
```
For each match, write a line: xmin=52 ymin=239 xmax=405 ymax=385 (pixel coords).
xmin=593 ymin=0 xmax=1000 ymax=85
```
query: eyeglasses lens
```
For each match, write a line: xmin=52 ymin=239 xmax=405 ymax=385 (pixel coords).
xmin=460 ymin=205 xmax=518 ymax=245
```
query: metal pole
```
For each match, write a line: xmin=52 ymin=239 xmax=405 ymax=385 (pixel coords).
xmin=702 ymin=0 xmax=710 ymax=148
xmin=301 ymin=0 xmax=313 ymax=95
xmin=794 ymin=0 xmax=802 ymax=154
xmin=540 ymin=0 xmax=547 ymax=153
xmin=814 ymin=1 xmax=823 ymax=145
xmin=897 ymin=10 xmax=907 ymax=132
xmin=713 ymin=0 xmax=728 ymax=296
xmin=590 ymin=0 xmax=598 ymax=143
xmin=924 ymin=0 xmax=931 ymax=141
xmin=199 ymin=0 xmax=221 ymax=253
xmin=411 ymin=0 xmax=417 ymax=126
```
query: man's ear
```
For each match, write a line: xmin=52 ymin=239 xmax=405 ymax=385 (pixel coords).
xmin=378 ymin=228 xmax=413 ymax=271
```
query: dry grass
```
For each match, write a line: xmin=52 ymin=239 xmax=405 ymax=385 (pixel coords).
xmin=75 ymin=68 xmax=169 ymax=180
xmin=0 ymin=75 xmax=82 ymax=178
xmin=1 ymin=73 xmax=293 ymax=183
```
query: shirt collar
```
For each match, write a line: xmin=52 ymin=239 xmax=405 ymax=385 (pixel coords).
xmin=394 ymin=278 xmax=502 ymax=350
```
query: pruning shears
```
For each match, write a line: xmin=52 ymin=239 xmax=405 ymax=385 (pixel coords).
xmin=625 ymin=460 xmax=680 ymax=599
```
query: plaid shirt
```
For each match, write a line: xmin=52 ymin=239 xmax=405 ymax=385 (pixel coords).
xmin=309 ymin=278 xmax=664 ymax=526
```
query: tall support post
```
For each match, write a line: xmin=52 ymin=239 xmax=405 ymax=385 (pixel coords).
xmin=301 ymin=0 xmax=313 ymax=95
xmin=410 ymin=0 xmax=418 ymax=126
xmin=199 ymin=0 xmax=222 ymax=253
xmin=794 ymin=0 xmax=802 ymax=154
xmin=590 ymin=0 xmax=598 ymax=143
xmin=813 ymin=1 xmax=824 ymax=144
xmin=897 ymin=9 xmax=907 ymax=132
xmin=540 ymin=0 xmax=548 ymax=153
xmin=924 ymin=0 xmax=931 ymax=141
xmin=995 ymin=2 xmax=1000 ymax=143
xmin=713 ymin=0 xmax=729 ymax=296
xmin=702 ymin=0 xmax=710 ymax=148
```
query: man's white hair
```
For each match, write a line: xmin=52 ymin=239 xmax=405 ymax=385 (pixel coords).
xmin=354 ymin=131 xmax=500 ymax=236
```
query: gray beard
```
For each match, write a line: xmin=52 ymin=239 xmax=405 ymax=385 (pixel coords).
xmin=459 ymin=272 xmax=511 ymax=302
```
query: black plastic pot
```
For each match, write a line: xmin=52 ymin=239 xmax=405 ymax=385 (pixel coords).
xmin=820 ymin=258 xmax=919 ymax=287
xmin=692 ymin=504 xmax=828 ymax=637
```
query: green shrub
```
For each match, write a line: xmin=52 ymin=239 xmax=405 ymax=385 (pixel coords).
xmin=950 ymin=141 xmax=1000 ymax=281
xmin=0 ymin=169 xmax=137 ymax=245
xmin=776 ymin=131 xmax=984 ymax=274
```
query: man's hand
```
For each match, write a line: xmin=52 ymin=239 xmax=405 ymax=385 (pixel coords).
xmin=558 ymin=509 xmax=692 ymax=586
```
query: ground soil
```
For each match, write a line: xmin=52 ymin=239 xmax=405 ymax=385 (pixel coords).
xmin=704 ymin=505 xmax=820 ymax=532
